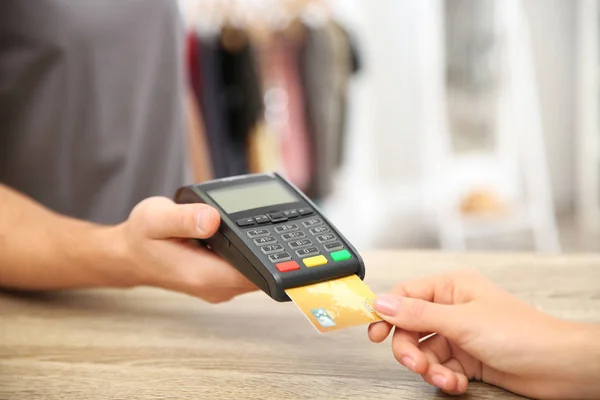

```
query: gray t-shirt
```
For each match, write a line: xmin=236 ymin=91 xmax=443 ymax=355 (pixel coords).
xmin=0 ymin=0 xmax=191 ymax=225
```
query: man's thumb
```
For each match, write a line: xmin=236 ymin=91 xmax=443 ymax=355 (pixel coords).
xmin=130 ymin=196 xmax=221 ymax=239
xmin=373 ymin=294 xmax=464 ymax=339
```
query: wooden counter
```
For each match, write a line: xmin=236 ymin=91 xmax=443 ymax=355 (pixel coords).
xmin=1 ymin=251 xmax=599 ymax=399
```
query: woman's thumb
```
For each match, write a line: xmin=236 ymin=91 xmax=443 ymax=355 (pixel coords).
xmin=373 ymin=294 xmax=466 ymax=340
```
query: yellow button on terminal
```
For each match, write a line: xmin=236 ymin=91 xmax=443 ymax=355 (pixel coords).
xmin=302 ymin=255 xmax=328 ymax=268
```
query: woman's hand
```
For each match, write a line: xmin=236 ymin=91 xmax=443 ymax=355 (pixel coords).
xmin=368 ymin=269 xmax=600 ymax=399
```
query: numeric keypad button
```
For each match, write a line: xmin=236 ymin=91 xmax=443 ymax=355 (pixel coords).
xmin=254 ymin=236 xmax=277 ymax=246
xmin=316 ymin=234 xmax=336 ymax=244
xmin=296 ymin=247 xmax=320 ymax=258
xmin=281 ymin=231 xmax=306 ymax=241
xmin=309 ymin=226 xmax=330 ymax=235
xmin=324 ymin=242 xmax=344 ymax=252
xmin=261 ymin=244 xmax=284 ymax=254
xmin=302 ymin=218 xmax=323 ymax=228
xmin=247 ymin=229 xmax=270 ymax=238
xmin=269 ymin=252 xmax=291 ymax=263
xmin=288 ymin=239 xmax=313 ymax=249
xmin=274 ymin=224 xmax=299 ymax=234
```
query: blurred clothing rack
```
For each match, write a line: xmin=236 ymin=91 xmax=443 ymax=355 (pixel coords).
xmin=181 ymin=0 xmax=361 ymax=201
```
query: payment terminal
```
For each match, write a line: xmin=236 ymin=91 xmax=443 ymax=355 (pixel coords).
xmin=174 ymin=173 xmax=365 ymax=302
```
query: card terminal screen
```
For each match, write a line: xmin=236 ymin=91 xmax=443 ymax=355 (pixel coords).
xmin=207 ymin=180 xmax=298 ymax=214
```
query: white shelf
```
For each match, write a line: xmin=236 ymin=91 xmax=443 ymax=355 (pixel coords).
xmin=459 ymin=208 xmax=531 ymax=238
xmin=576 ymin=0 xmax=600 ymax=233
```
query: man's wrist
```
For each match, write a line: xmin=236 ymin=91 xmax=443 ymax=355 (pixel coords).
xmin=56 ymin=219 xmax=138 ymax=289
xmin=93 ymin=223 xmax=139 ymax=288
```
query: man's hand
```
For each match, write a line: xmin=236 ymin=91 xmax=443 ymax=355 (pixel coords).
xmin=114 ymin=196 xmax=257 ymax=303
xmin=0 ymin=183 xmax=256 ymax=304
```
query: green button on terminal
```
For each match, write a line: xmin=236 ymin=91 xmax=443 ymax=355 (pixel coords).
xmin=330 ymin=249 xmax=351 ymax=262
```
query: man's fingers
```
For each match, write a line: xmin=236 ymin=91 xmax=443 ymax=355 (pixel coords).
xmin=177 ymin=247 xmax=255 ymax=289
xmin=131 ymin=197 xmax=221 ymax=239
xmin=373 ymin=294 xmax=468 ymax=342
xmin=160 ymin=246 xmax=257 ymax=301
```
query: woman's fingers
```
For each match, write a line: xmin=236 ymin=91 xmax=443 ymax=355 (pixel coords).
xmin=423 ymin=362 xmax=469 ymax=395
xmin=442 ymin=357 xmax=467 ymax=376
xmin=373 ymin=294 xmax=469 ymax=344
xmin=418 ymin=333 xmax=469 ymax=395
xmin=419 ymin=333 xmax=453 ymax=366
xmin=391 ymin=327 xmax=429 ymax=374
xmin=368 ymin=321 xmax=393 ymax=343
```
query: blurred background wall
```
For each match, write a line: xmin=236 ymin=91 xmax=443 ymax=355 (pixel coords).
xmin=523 ymin=0 xmax=575 ymax=213
xmin=178 ymin=0 xmax=600 ymax=253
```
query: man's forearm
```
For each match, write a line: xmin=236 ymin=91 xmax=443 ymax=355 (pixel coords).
xmin=0 ymin=184 xmax=129 ymax=291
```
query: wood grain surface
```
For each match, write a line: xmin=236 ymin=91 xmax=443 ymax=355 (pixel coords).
xmin=1 ymin=251 xmax=600 ymax=400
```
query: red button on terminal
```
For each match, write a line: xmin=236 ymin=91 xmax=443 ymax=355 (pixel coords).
xmin=276 ymin=261 xmax=300 ymax=272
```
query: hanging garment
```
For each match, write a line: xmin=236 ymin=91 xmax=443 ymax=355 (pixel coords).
xmin=187 ymin=31 xmax=204 ymax=112
xmin=247 ymin=35 xmax=283 ymax=175
xmin=219 ymin=26 xmax=264 ymax=177
xmin=299 ymin=19 xmax=353 ymax=199
xmin=0 ymin=0 xmax=190 ymax=224
xmin=185 ymin=31 xmax=213 ymax=182
xmin=247 ymin=120 xmax=281 ymax=174
xmin=186 ymin=89 xmax=214 ymax=183
xmin=253 ymin=26 xmax=311 ymax=191
xmin=277 ymin=30 xmax=312 ymax=192
xmin=198 ymin=34 xmax=234 ymax=179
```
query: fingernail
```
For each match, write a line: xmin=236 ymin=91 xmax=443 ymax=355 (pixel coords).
xmin=432 ymin=374 xmax=447 ymax=388
xmin=373 ymin=295 xmax=401 ymax=316
xmin=195 ymin=209 xmax=211 ymax=232
xmin=401 ymin=356 xmax=416 ymax=372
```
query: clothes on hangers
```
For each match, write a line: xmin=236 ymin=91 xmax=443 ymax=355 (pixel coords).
xmin=186 ymin=32 xmax=213 ymax=182
xmin=185 ymin=14 xmax=360 ymax=201
xmin=247 ymin=120 xmax=281 ymax=175
xmin=186 ymin=89 xmax=214 ymax=183
xmin=192 ymin=27 xmax=263 ymax=179
xmin=187 ymin=32 xmax=204 ymax=112
xmin=197 ymin=34 xmax=234 ymax=179
xmin=248 ymin=34 xmax=284 ymax=176
xmin=299 ymin=19 xmax=354 ymax=199
xmin=252 ymin=23 xmax=312 ymax=192
xmin=219 ymin=26 xmax=264 ymax=177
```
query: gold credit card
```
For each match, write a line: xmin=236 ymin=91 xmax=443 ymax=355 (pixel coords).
xmin=285 ymin=274 xmax=382 ymax=333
